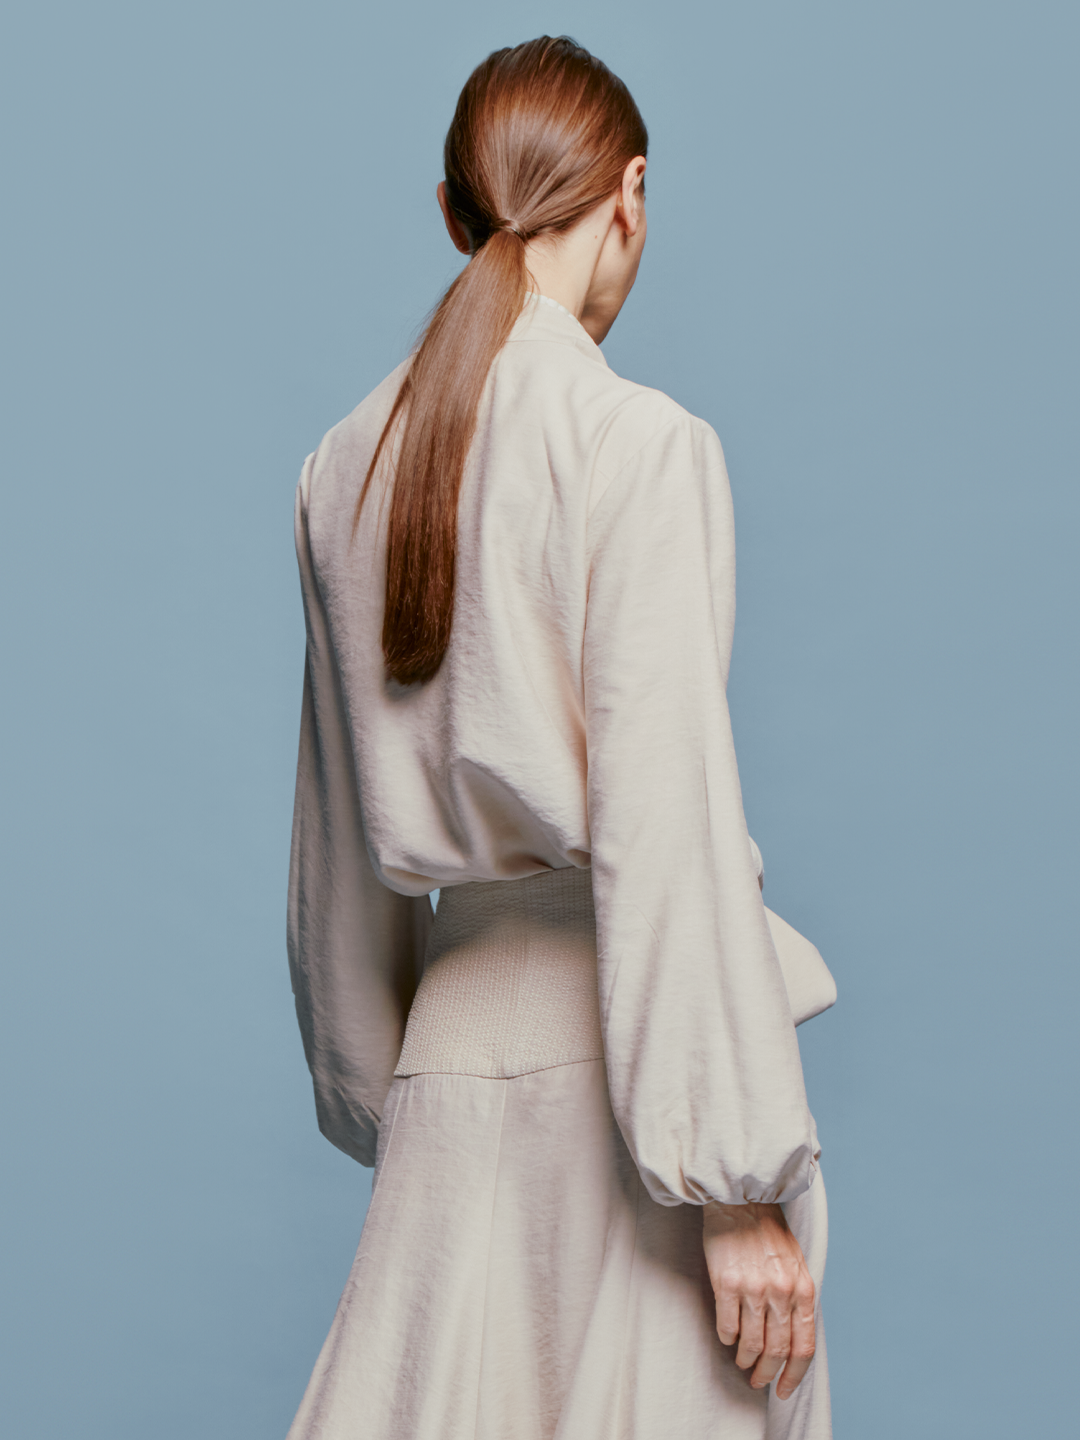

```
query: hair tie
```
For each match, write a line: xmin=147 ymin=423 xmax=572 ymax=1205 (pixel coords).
xmin=497 ymin=220 xmax=526 ymax=240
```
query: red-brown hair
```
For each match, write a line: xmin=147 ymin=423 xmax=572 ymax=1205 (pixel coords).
xmin=357 ymin=36 xmax=648 ymax=685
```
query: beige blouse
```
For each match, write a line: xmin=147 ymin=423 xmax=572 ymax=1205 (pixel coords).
xmin=287 ymin=294 xmax=820 ymax=1207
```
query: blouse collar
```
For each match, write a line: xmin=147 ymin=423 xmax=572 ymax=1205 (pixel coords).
xmin=525 ymin=291 xmax=579 ymax=324
xmin=519 ymin=292 xmax=607 ymax=367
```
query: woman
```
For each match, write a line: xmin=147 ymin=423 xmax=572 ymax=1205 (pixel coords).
xmin=286 ymin=35 xmax=833 ymax=1440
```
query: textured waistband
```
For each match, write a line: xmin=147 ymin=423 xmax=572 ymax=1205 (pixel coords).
xmin=394 ymin=867 xmax=604 ymax=1080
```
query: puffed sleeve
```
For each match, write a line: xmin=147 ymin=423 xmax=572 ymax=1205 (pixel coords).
xmin=287 ymin=454 xmax=432 ymax=1165
xmin=584 ymin=415 xmax=819 ymax=1207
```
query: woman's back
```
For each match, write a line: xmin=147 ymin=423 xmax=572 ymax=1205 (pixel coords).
xmin=300 ymin=292 xmax=699 ymax=893
xmin=293 ymin=285 xmax=816 ymax=1205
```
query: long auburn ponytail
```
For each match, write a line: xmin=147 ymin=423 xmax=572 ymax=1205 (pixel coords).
xmin=357 ymin=36 xmax=648 ymax=685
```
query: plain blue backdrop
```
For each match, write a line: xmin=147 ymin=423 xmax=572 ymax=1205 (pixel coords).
xmin=2 ymin=1 xmax=1077 ymax=1435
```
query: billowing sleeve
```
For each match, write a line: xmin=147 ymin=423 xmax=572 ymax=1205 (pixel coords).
xmin=584 ymin=416 xmax=819 ymax=1207
xmin=287 ymin=455 xmax=432 ymax=1165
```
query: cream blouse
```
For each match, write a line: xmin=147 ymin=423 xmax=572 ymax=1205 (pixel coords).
xmin=287 ymin=294 xmax=820 ymax=1207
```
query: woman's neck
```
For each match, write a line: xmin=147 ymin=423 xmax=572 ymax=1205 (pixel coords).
xmin=522 ymin=194 xmax=619 ymax=340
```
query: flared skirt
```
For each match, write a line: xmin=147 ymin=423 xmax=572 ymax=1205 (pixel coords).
xmin=286 ymin=1057 xmax=830 ymax=1439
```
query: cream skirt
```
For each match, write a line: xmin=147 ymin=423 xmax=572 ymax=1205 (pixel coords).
xmin=287 ymin=870 xmax=831 ymax=1440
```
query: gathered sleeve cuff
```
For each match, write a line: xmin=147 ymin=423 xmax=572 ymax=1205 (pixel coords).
xmin=287 ymin=455 xmax=432 ymax=1165
xmin=584 ymin=416 xmax=819 ymax=1207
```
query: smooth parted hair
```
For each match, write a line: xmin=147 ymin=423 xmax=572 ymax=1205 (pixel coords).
xmin=356 ymin=36 xmax=648 ymax=685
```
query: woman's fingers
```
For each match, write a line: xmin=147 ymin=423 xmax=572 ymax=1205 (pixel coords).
xmin=750 ymin=1300 xmax=792 ymax=1389
xmin=775 ymin=1286 xmax=817 ymax=1400
xmin=733 ymin=1293 xmax=765 ymax=1371
xmin=714 ymin=1281 xmax=742 ymax=1346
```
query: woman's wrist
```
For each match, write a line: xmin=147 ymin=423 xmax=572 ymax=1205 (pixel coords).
xmin=703 ymin=1200 xmax=787 ymax=1226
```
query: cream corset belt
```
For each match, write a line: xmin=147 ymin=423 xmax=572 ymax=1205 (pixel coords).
xmin=394 ymin=867 xmax=604 ymax=1080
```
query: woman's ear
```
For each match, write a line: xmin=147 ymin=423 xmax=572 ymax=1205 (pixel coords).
xmin=617 ymin=156 xmax=647 ymax=238
xmin=437 ymin=181 xmax=472 ymax=255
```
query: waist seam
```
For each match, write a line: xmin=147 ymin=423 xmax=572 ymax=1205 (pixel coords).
xmin=394 ymin=1053 xmax=606 ymax=1082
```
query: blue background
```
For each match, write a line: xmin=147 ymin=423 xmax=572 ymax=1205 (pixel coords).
xmin=2 ymin=2 xmax=1077 ymax=1435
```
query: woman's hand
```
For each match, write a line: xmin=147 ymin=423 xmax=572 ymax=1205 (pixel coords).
xmin=702 ymin=1200 xmax=816 ymax=1399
